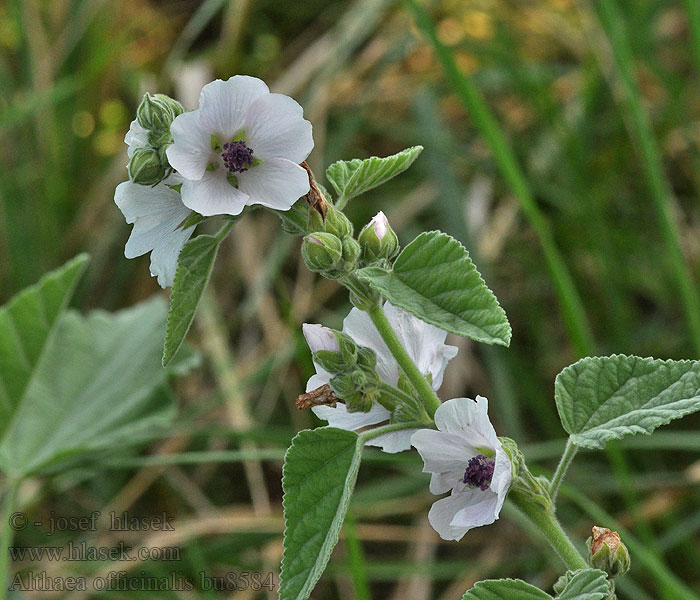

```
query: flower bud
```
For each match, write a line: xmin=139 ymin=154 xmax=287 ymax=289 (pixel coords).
xmin=341 ymin=236 xmax=361 ymax=270
xmin=329 ymin=372 xmax=361 ymax=400
xmin=345 ymin=388 xmax=377 ymax=413
xmin=137 ymin=93 xmax=184 ymax=132
xmin=358 ymin=211 xmax=399 ymax=262
xmin=313 ymin=350 xmax=347 ymax=375
xmin=302 ymin=233 xmax=343 ymax=274
xmin=336 ymin=332 xmax=358 ymax=365
xmin=357 ymin=346 xmax=377 ymax=370
xmin=128 ymin=147 xmax=166 ymax=185
xmin=322 ymin=204 xmax=353 ymax=238
xmin=587 ymin=527 xmax=631 ymax=578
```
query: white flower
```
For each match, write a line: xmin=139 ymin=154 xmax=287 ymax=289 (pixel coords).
xmin=166 ymin=75 xmax=313 ymax=217
xmin=114 ymin=175 xmax=196 ymax=288
xmin=303 ymin=302 xmax=458 ymax=453
xmin=411 ymin=396 xmax=512 ymax=541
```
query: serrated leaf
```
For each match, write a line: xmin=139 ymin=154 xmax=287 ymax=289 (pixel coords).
xmin=326 ymin=146 xmax=422 ymax=204
xmin=163 ymin=232 xmax=223 ymax=366
xmin=558 ymin=569 xmax=609 ymax=600
xmin=357 ymin=231 xmax=511 ymax=345
xmin=280 ymin=428 xmax=363 ymax=600
xmin=0 ymin=297 xmax=196 ymax=478
xmin=555 ymin=355 xmax=700 ymax=449
xmin=462 ymin=579 xmax=551 ymax=600
xmin=0 ymin=254 xmax=89 ymax=441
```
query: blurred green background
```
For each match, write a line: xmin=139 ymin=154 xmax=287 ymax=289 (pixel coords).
xmin=1 ymin=0 xmax=700 ymax=598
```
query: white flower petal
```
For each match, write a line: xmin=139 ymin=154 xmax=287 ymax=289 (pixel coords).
xmin=237 ymin=158 xmax=310 ymax=211
xmin=244 ymin=93 xmax=313 ymax=163
xmin=434 ymin=396 xmax=499 ymax=449
xmin=198 ymin=76 xmax=269 ymax=140
xmin=312 ymin=402 xmax=390 ymax=431
xmin=306 ymin=372 xmax=331 ymax=392
xmin=302 ymin=323 xmax=339 ymax=353
xmin=491 ymin=446 xmax=513 ymax=515
xmin=411 ymin=429 xmax=472 ymax=475
xmin=114 ymin=181 xmax=195 ymax=288
xmin=384 ymin=303 xmax=458 ymax=391
xmin=124 ymin=119 xmax=149 ymax=158
xmin=365 ymin=427 xmax=416 ymax=453
xmin=180 ymin=170 xmax=249 ymax=216
xmin=427 ymin=492 xmax=476 ymax=541
xmin=449 ymin=490 xmax=501 ymax=530
xmin=167 ymin=110 xmax=214 ymax=180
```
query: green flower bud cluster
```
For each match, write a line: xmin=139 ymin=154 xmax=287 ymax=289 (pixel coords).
xmin=586 ymin=527 xmax=631 ymax=579
xmin=302 ymin=204 xmax=361 ymax=279
xmin=128 ymin=93 xmax=184 ymax=185
xmin=312 ymin=331 xmax=382 ymax=413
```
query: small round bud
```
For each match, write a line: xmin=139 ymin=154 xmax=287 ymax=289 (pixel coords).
xmin=137 ymin=93 xmax=184 ymax=132
xmin=358 ymin=211 xmax=399 ymax=262
xmin=323 ymin=204 xmax=354 ymax=238
xmin=357 ymin=346 xmax=377 ymax=370
xmin=312 ymin=350 xmax=347 ymax=375
xmin=346 ymin=388 xmax=377 ymax=413
xmin=128 ymin=147 xmax=166 ymax=185
xmin=302 ymin=233 xmax=343 ymax=274
xmin=336 ymin=332 xmax=358 ymax=365
xmin=341 ymin=236 xmax=361 ymax=270
xmin=587 ymin=527 xmax=631 ymax=578
xmin=330 ymin=372 xmax=361 ymax=400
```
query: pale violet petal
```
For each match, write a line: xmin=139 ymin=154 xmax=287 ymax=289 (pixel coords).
xmin=312 ymin=402 xmax=390 ymax=431
xmin=199 ymin=76 xmax=269 ymax=140
xmin=125 ymin=119 xmax=149 ymax=158
xmin=411 ymin=429 xmax=474 ymax=474
xmin=148 ymin=221 xmax=195 ymax=288
xmin=427 ymin=492 xmax=474 ymax=541
xmin=166 ymin=110 xmax=214 ymax=180
xmin=180 ymin=170 xmax=249 ymax=216
xmin=434 ymin=396 xmax=499 ymax=450
xmin=244 ymin=93 xmax=314 ymax=164
xmin=490 ymin=445 xmax=513 ymax=515
xmin=429 ymin=471 xmax=464 ymax=495
xmin=236 ymin=158 xmax=310 ymax=211
xmin=449 ymin=489 xmax=501 ymax=531
xmin=365 ymin=427 xmax=416 ymax=453
xmin=302 ymin=323 xmax=339 ymax=353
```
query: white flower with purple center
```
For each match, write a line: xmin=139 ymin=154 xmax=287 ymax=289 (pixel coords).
xmin=302 ymin=302 xmax=458 ymax=453
xmin=411 ymin=396 xmax=512 ymax=541
xmin=114 ymin=173 xmax=196 ymax=288
xmin=166 ymin=75 xmax=313 ymax=217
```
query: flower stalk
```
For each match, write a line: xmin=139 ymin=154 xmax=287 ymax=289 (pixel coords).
xmin=549 ymin=438 xmax=579 ymax=502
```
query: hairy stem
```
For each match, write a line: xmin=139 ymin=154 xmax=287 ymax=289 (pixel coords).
xmin=366 ymin=303 xmax=441 ymax=416
xmin=509 ymin=488 xmax=588 ymax=571
xmin=549 ymin=439 xmax=578 ymax=502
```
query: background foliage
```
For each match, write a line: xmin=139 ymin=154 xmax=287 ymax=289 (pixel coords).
xmin=1 ymin=0 xmax=699 ymax=598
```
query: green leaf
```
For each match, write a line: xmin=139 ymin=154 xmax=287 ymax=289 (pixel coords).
xmin=163 ymin=231 xmax=224 ymax=366
xmin=558 ymin=569 xmax=609 ymax=600
xmin=462 ymin=579 xmax=551 ymax=600
xmin=326 ymin=146 xmax=423 ymax=204
xmin=280 ymin=428 xmax=363 ymax=600
xmin=0 ymin=254 xmax=89 ymax=441
xmin=357 ymin=231 xmax=511 ymax=345
xmin=0 ymin=297 xmax=196 ymax=478
xmin=556 ymin=355 xmax=700 ymax=449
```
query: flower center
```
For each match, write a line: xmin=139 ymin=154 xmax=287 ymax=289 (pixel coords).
xmin=463 ymin=454 xmax=495 ymax=491
xmin=222 ymin=140 xmax=254 ymax=173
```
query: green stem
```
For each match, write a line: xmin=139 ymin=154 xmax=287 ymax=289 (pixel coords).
xmin=549 ymin=439 xmax=578 ymax=502
xmin=0 ymin=480 xmax=20 ymax=599
xmin=509 ymin=488 xmax=587 ymax=571
xmin=360 ymin=420 xmax=426 ymax=443
xmin=214 ymin=219 xmax=235 ymax=242
xmin=377 ymin=382 xmax=431 ymax=423
xmin=366 ymin=303 xmax=441 ymax=416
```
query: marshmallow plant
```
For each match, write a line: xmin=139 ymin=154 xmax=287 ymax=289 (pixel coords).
xmin=113 ymin=75 xmax=700 ymax=600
